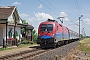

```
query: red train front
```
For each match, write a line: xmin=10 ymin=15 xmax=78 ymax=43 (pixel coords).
xmin=37 ymin=19 xmax=69 ymax=48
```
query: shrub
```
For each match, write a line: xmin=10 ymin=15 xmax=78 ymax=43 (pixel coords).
xmin=22 ymin=40 xmax=29 ymax=44
xmin=4 ymin=43 xmax=8 ymax=48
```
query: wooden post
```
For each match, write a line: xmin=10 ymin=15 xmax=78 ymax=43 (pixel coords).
xmin=3 ymin=39 xmax=5 ymax=48
xmin=6 ymin=22 xmax=8 ymax=44
xmin=25 ymin=27 xmax=26 ymax=39
xmin=31 ymin=29 xmax=32 ymax=41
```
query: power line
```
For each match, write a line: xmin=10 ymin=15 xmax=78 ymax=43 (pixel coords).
xmin=46 ymin=0 xmax=60 ymax=13
xmin=70 ymin=20 xmax=79 ymax=26
xmin=38 ymin=0 xmax=58 ymax=16
xmin=74 ymin=0 xmax=81 ymax=14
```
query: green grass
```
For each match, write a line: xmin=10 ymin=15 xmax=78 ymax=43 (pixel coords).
xmin=78 ymin=38 xmax=90 ymax=52
xmin=79 ymin=38 xmax=90 ymax=44
xmin=0 ymin=48 xmax=12 ymax=51
xmin=18 ymin=43 xmax=37 ymax=48
xmin=78 ymin=46 xmax=90 ymax=52
xmin=0 ymin=43 xmax=37 ymax=51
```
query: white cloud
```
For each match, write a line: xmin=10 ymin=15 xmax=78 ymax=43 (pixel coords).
xmin=38 ymin=4 xmax=42 ymax=9
xmin=13 ymin=2 xmax=21 ymax=5
xmin=59 ymin=12 xmax=69 ymax=21
xmin=20 ymin=13 xmax=29 ymax=17
xmin=83 ymin=18 xmax=90 ymax=25
xmin=29 ymin=17 xmax=36 ymax=22
xmin=60 ymin=12 xmax=67 ymax=17
xmin=75 ymin=20 xmax=79 ymax=23
xmin=63 ymin=17 xmax=69 ymax=21
xmin=29 ymin=12 xmax=53 ymax=22
xmin=35 ymin=12 xmax=53 ymax=20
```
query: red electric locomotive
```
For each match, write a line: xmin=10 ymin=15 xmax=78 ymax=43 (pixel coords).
xmin=37 ymin=19 xmax=70 ymax=48
xmin=37 ymin=19 xmax=79 ymax=48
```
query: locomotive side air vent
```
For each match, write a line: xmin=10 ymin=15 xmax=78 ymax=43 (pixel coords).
xmin=47 ymin=19 xmax=58 ymax=23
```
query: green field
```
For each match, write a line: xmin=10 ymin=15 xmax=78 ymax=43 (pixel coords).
xmin=79 ymin=38 xmax=90 ymax=44
xmin=78 ymin=38 xmax=90 ymax=52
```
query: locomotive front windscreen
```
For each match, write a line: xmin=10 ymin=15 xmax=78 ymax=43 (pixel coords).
xmin=40 ymin=24 xmax=53 ymax=32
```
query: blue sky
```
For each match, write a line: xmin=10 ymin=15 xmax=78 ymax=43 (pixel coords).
xmin=0 ymin=0 xmax=90 ymax=36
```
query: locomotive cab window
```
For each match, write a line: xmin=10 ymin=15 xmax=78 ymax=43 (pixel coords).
xmin=40 ymin=24 xmax=53 ymax=32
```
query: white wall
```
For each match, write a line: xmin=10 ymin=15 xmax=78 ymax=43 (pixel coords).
xmin=6 ymin=25 xmax=21 ymax=38
xmin=3 ymin=25 xmax=21 ymax=40
xmin=16 ymin=26 xmax=21 ymax=35
xmin=7 ymin=26 xmax=14 ymax=38
xmin=0 ymin=24 xmax=21 ymax=45
xmin=0 ymin=24 xmax=5 ymax=40
xmin=3 ymin=25 xmax=14 ymax=38
xmin=0 ymin=24 xmax=5 ymax=45
xmin=0 ymin=27 xmax=3 ymax=45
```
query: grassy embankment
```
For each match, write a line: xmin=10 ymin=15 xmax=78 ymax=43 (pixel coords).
xmin=78 ymin=38 xmax=90 ymax=52
xmin=0 ymin=41 xmax=37 ymax=51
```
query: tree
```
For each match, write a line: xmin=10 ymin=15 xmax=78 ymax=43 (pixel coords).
xmin=21 ymin=27 xmax=25 ymax=34
xmin=21 ymin=20 xmax=28 ymax=34
xmin=21 ymin=20 xmax=28 ymax=24
xmin=21 ymin=19 xmax=37 ymax=41
xmin=86 ymin=36 xmax=90 ymax=38
xmin=80 ymin=34 xmax=83 ymax=38
xmin=32 ymin=29 xmax=38 ymax=40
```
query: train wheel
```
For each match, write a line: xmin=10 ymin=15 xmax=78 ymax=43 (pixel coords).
xmin=64 ymin=40 xmax=68 ymax=45
xmin=57 ymin=42 xmax=60 ymax=47
xmin=66 ymin=41 xmax=68 ymax=44
xmin=53 ymin=43 xmax=57 ymax=48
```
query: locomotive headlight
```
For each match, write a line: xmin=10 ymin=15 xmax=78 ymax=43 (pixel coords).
xmin=52 ymin=34 xmax=55 ymax=37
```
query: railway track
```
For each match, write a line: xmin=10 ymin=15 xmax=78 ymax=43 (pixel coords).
xmin=0 ymin=48 xmax=50 ymax=60
xmin=0 ymin=40 xmax=79 ymax=60
xmin=29 ymin=40 xmax=79 ymax=60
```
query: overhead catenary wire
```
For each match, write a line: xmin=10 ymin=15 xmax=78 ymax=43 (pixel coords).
xmin=46 ymin=0 xmax=60 ymax=13
xmin=74 ymin=0 xmax=83 ymax=25
xmin=38 ymin=0 xmax=58 ymax=16
xmin=45 ymin=0 xmax=64 ymax=23
xmin=38 ymin=0 xmax=81 ymax=28
xmin=70 ymin=20 xmax=79 ymax=26
xmin=73 ymin=0 xmax=82 ymax=25
xmin=67 ymin=0 xmax=82 ymax=27
xmin=74 ymin=0 xmax=81 ymax=14
xmin=74 ymin=0 xmax=84 ymax=39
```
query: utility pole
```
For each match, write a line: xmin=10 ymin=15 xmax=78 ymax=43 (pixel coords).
xmin=79 ymin=15 xmax=83 ymax=40
xmin=82 ymin=27 xmax=84 ymax=38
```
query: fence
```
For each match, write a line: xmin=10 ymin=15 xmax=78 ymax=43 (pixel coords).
xmin=3 ymin=39 xmax=17 ymax=48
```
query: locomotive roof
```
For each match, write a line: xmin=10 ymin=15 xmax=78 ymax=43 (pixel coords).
xmin=46 ymin=19 xmax=58 ymax=23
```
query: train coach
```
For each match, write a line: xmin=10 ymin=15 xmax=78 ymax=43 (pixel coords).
xmin=37 ymin=19 xmax=79 ymax=48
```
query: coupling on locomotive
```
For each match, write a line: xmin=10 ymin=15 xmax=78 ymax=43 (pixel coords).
xmin=37 ymin=19 xmax=79 ymax=48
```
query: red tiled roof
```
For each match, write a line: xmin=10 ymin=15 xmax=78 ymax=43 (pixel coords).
xmin=0 ymin=6 xmax=15 ymax=20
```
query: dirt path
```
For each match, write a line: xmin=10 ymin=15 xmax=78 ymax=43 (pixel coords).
xmin=0 ymin=45 xmax=38 ymax=56
xmin=61 ymin=45 xmax=90 ymax=60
